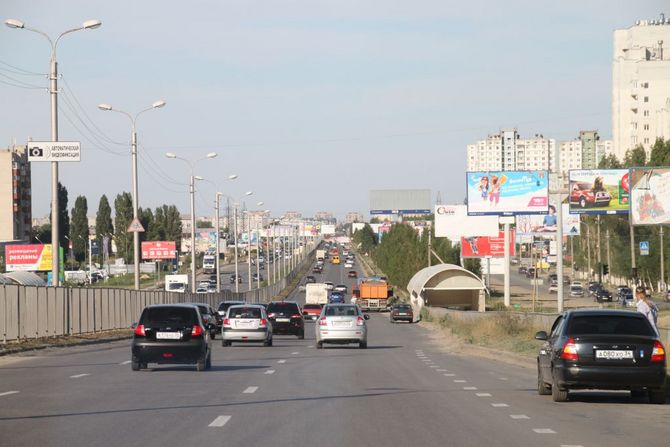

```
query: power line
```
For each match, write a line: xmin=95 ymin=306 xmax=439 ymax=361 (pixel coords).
xmin=0 ymin=71 xmax=45 ymax=89
xmin=0 ymin=59 xmax=46 ymax=76
xmin=57 ymin=104 xmax=127 ymax=157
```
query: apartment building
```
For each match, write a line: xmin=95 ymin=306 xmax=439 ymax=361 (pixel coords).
xmin=0 ymin=145 xmax=31 ymax=242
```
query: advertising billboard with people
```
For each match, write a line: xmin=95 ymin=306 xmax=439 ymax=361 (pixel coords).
xmin=516 ymin=203 xmax=581 ymax=236
xmin=630 ymin=167 xmax=670 ymax=225
xmin=460 ymin=231 xmax=515 ymax=258
xmin=466 ymin=171 xmax=549 ymax=216
xmin=568 ymin=169 xmax=630 ymax=215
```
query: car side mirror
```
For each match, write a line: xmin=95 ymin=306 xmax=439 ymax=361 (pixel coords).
xmin=535 ymin=331 xmax=548 ymax=341
xmin=363 ymin=314 xmax=370 ymax=320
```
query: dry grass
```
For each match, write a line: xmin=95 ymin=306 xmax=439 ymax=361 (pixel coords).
xmin=1 ymin=329 xmax=133 ymax=355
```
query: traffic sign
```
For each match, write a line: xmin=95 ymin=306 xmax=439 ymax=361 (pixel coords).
xmin=127 ymin=218 xmax=145 ymax=233
xmin=27 ymin=141 xmax=81 ymax=162
xmin=640 ymin=241 xmax=649 ymax=256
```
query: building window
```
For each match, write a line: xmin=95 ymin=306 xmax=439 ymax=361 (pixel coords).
xmin=644 ymin=96 xmax=649 ymax=103
xmin=644 ymin=124 xmax=649 ymax=130
xmin=644 ymin=138 xmax=650 ymax=144
xmin=644 ymin=110 xmax=649 ymax=117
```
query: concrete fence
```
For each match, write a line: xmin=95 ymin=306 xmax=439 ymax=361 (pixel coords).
xmin=1 ymin=245 xmax=316 ymax=343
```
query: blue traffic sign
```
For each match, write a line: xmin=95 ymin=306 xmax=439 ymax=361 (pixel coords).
xmin=639 ymin=241 xmax=650 ymax=256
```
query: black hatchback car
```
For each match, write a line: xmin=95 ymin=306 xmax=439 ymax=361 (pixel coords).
xmin=594 ymin=288 xmax=613 ymax=303
xmin=131 ymin=304 xmax=213 ymax=372
xmin=536 ymin=309 xmax=666 ymax=404
xmin=266 ymin=301 xmax=304 ymax=339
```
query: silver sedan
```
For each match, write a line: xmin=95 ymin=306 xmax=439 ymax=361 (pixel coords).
xmin=221 ymin=304 xmax=273 ymax=347
xmin=315 ymin=304 xmax=369 ymax=349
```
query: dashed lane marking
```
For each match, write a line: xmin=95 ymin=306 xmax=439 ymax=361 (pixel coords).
xmin=454 ymin=380 xmax=467 ymax=383
xmin=0 ymin=391 xmax=20 ymax=397
xmin=277 ymin=360 xmax=286 ymax=364
xmin=208 ymin=416 xmax=231 ymax=427
xmin=243 ymin=387 xmax=258 ymax=394
xmin=510 ymin=414 xmax=530 ymax=419
xmin=429 ymin=365 xmax=439 ymax=368
xmin=499 ymin=377 xmax=508 ymax=381
xmin=291 ymin=352 xmax=300 ymax=355
xmin=491 ymin=403 xmax=509 ymax=407
xmin=70 ymin=374 xmax=90 ymax=379
xmin=560 ymin=445 xmax=584 ymax=447
xmin=264 ymin=370 xmax=276 ymax=375
xmin=533 ymin=429 xmax=556 ymax=434
xmin=476 ymin=393 xmax=492 ymax=397
xmin=436 ymin=369 xmax=448 ymax=372
xmin=443 ymin=373 xmax=455 ymax=377
xmin=463 ymin=387 xmax=477 ymax=390
xmin=119 ymin=360 xmax=131 ymax=365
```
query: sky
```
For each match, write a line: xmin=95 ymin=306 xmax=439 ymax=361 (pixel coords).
xmin=1 ymin=0 xmax=667 ymax=221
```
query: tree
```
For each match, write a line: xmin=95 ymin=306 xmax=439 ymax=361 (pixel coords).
xmin=49 ymin=182 xmax=70 ymax=248
xmin=31 ymin=224 xmax=51 ymax=244
xmin=196 ymin=220 xmax=213 ymax=228
xmin=648 ymin=138 xmax=670 ymax=167
xmin=153 ymin=204 xmax=183 ymax=247
xmin=114 ymin=192 xmax=133 ymax=262
xmin=623 ymin=145 xmax=647 ymax=167
xmin=353 ymin=223 xmax=377 ymax=254
xmin=598 ymin=153 xmax=622 ymax=169
xmin=70 ymin=196 xmax=89 ymax=263
xmin=95 ymin=194 xmax=114 ymax=243
xmin=139 ymin=207 xmax=154 ymax=243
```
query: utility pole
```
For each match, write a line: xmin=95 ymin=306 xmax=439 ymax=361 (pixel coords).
xmin=189 ymin=174 xmax=196 ymax=294
xmin=597 ymin=215 xmax=602 ymax=283
xmin=215 ymin=193 xmax=221 ymax=293
xmin=660 ymin=226 xmax=665 ymax=291
xmin=630 ymin=218 xmax=637 ymax=285
xmin=427 ymin=230 xmax=432 ymax=267
xmin=234 ymin=206 xmax=240 ymax=293
xmin=606 ymin=228 xmax=611 ymax=282
xmin=587 ymin=224 xmax=592 ymax=280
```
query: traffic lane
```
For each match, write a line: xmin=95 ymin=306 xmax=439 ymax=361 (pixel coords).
xmin=288 ymin=257 xmax=363 ymax=306
xmin=421 ymin=337 xmax=670 ymax=447
xmin=0 ymin=335 xmax=311 ymax=447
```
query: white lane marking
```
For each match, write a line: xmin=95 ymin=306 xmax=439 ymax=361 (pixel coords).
xmin=463 ymin=386 xmax=478 ymax=390
xmin=308 ymin=345 xmax=315 ymax=348
xmin=499 ymin=377 xmax=508 ymax=381
xmin=560 ymin=445 xmax=584 ymax=447
xmin=533 ymin=429 xmax=556 ymax=434
xmin=70 ymin=374 xmax=90 ymax=379
xmin=264 ymin=369 xmax=275 ymax=375
xmin=491 ymin=403 xmax=509 ymax=407
xmin=277 ymin=360 xmax=286 ymax=364
xmin=454 ymin=380 xmax=467 ymax=383
xmin=476 ymin=393 xmax=492 ymax=397
xmin=443 ymin=373 xmax=455 ymax=377
xmin=243 ymin=387 xmax=258 ymax=394
xmin=119 ymin=360 xmax=131 ymax=365
xmin=429 ymin=365 xmax=439 ymax=368
xmin=436 ymin=369 xmax=448 ymax=372
xmin=0 ymin=391 xmax=20 ymax=397
xmin=510 ymin=414 xmax=530 ymax=419
xmin=291 ymin=352 xmax=300 ymax=355
xmin=208 ymin=415 xmax=231 ymax=427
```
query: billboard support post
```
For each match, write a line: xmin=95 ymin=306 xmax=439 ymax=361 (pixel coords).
xmin=587 ymin=224 xmax=592 ymax=280
xmin=661 ymin=226 xmax=665 ymax=291
xmin=597 ymin=215 xmax=602 ymax=283
xmin=504 ymin=222 xmax=510 ymax=307
xmin=629 ymin=218 xmax=637 ymax=285
xmin=556 ymin=192 xmax=564 ymax=313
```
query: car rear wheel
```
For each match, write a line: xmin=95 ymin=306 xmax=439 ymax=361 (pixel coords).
xmin=537 ymin=369 xmax=551 ymax=395
xmin=359 ymin=341 xmax=367 ymax=349
xmin=298 ymin=330 xmax=305 ymax=340
xmin=649 ymin=390 xmax=666 ymax=404
xmin=131 ymin=360 xmax=141 ymax=371
xmin=196 ymin=356 xmax=207 ymax=372
xmin=316 ymin=341 xmax=323 ymax=349
xmin=551 ymin=377 xmax=568 ymax=402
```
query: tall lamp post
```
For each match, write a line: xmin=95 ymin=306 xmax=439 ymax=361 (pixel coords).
xmin=223 ymin=192 xmax=253 ymax=293
xmin=165 ymin=152 xmax=217 ymax=293
xmin=212 ymin=175 xmax=239 ymax=293
xmin=5 ymin=18 xmax=102 ymax=286
xmin=98 ymin=100 xmax=166 ymax=290
xmin=245 ymin=201 xmax=264 ymax=290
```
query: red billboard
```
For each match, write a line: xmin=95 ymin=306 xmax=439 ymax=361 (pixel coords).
xmin=5 ymin=244 xmax=54 ymax=271
xmin=460 ymin=231 xmax=515 ymax=258
xmin=141 ymin=241 xmax=176 ymax=260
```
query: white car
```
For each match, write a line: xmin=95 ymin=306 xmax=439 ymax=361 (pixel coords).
xmin=324 ymin=282 xmax=334 ymax=291
xmin=316 ymin=304 xmax=369 ymax=349
xmin=344 ymin=262 xmax=353 ymax=268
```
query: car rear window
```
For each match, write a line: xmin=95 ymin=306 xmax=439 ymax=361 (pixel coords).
xmin=141 ymin=307 xmax=197 ymax=326
xmin=218 ymin=302 xmax=243 ymax=312
xmin=304 ymin=304 xmax=322 ymax=310
xmin=567 ymin=316 xmax=655 ymax=336
xmin=325 ymin=306 xmax=358 ymax=316
xmin=267 ymin=302 xmax=300 ymax=313
xmin=228 ymin=307 xmax=262 ymax=319
xmin=395 ymin=305 xmax=411 ymax=311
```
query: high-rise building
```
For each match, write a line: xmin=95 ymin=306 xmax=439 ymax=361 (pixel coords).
xmin=284 ymin=211 xmax=302 ymax=220
xmin=0 ymin=145 xmax=31 ymax=242
xmin=314 ymin=211 xmax=335 ymax=223
xmin=612 ymin=15 xmax=670 ymax=160
xmin=345 ymin=212 xmax=363 ymax=224
xmin=579 ymin=130 xmax=598 ymax=169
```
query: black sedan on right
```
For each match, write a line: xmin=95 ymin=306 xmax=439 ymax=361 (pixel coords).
xmin=536 ymin=309 xmax=666 ymax=404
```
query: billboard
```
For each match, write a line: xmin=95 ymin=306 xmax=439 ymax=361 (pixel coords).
xmin=370 ymin=189 xmax=431 ymax=215
xmin=630 ymin=167 xmax=670 ymax=225
xmin=434 ymin=204 xmax=499 ymax=239
xmin=195 ymin=229 xmax=217 ymax=253
xmin=568 ymin=169 xmax=630 ymax=215
xmin=141 ymin=241 xmax=176 ymax=260
xmin=321 ymin=224 xmax=336 ymax=235
xmin=466 ymin=171 xmax=549 ymax=216
xmin=460 ymin=231 xmax=515 ymax=258
xmin=515 ymin=203 xmax=581 ymax=236
xmin=5 ymin=244 xmax=53 ymax=271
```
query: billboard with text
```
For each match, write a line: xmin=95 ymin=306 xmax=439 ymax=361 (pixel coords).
xmin=630 ymin=167 xmax=670 ymax=225
xmin=5 ymin=244 xmax=53 ymax=271
xmin=460 ymin=231 xmax=515 ymax=258
xmin=466 ymin=171 xmax=549 ymax=216
xmin=141 ymin=241 xmax=177 ymax=260
xmin=434 ymin=204 xmax=499 ymax=240
xmin=568 ymin=169 xmax=629 ymax=215
xmin=515 ymin=203 xmax=581 ymax=236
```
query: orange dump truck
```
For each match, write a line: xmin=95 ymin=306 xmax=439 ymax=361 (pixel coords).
xmin=353 ymin=278 xmax=393 ymax=311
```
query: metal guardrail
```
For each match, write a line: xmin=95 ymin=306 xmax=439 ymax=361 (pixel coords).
xmin=1 ymin=245 xmax=317 ymax=343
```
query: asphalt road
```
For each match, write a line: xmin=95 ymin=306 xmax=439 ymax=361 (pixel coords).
xmin=1 ymin=253 xmax=668 ymax=447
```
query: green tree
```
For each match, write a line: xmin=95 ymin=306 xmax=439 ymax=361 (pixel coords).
xmin=70 ymin=196 xmax=89 ymax=263
xmin=31 ymin=224 xmax=51 ymax=244
xmin=139 ymin=207 xmax=154 ymax=243
xmin=648 ymin=138 xmax=670 ymax=167
xmin=153 ymin=204 xmax=183 ymax=247
xmin=197 ymin=220 xmax=213 ymax=228
xmin=95 ymin=195 xmax=114 ymax=263
xmin=114 ymin=192 xmax=133 ymax=262
xmin=353 ymin=223 xmax=377 ymax=254
xmin=49 ymin=182 xmax=70 ymax=248
xmin=598 ymin=153 xmax=622 ymax=169
xmin=623 ymin=145 xmax=647 ymax=167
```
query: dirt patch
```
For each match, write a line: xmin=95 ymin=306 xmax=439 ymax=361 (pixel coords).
xmin=0 ymin=329 xmax=133 ymax=356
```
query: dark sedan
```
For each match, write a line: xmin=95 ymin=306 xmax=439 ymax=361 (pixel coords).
xmin=594 ymin=288 xmax=613 ymax=303
xmin=266 ymin=301 xmax=305 ymax=339
xmin=536 ymin=309 xmax=666 ymax=403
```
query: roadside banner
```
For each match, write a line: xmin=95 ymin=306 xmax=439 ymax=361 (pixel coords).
xmin=466 ymin=170 xmax=549 ymax=216
xmin=568 ymin=169 xmax=630 ymax=215
xmin=460 ymin=231 xmax=515 ymax=258
xmin=141 ymin=241 xmax=177 ymax=260
xmin=630 ymin=167 xmax=670 ymax=225
xmin=516 ymin=203 xmax=580 ymax=236
xmin=435 ymin=204 xmax=499 ymax=239
xmin=5 ymin=244 xmax=53 ymax=271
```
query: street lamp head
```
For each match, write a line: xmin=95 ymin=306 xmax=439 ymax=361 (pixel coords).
xmin=97 ymin=103 xmax=113 ymax=111
xmin=165 ymin=152 xmax=176 ymax=158
xmin=4 ymin=18 xmax=24 ymax=29
xmin=82 ymin=19 xmax=102 ymax=30
xmin=206 ymin=152 xmax=217 ymax=159
xmin=245 ymin=191 xmax=253 ymax=196
xmin=152 ymin=100 xmax=166 ymax=109
xmin=257 ymin=201 xmax=264 ymax=207
xmin=194 ymin=176 xmax=204 ymax=181
xmin=228 ymin=174 xmax=238 ymax=180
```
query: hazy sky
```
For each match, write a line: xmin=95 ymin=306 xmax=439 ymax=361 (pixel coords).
xmin=1 ymin=1 xmax=666 ymax=220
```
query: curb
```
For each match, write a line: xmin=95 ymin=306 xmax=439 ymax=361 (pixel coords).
xmin=0 ymin=334 xmax=132 ymax=357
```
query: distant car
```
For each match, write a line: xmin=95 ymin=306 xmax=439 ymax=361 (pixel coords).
xmin=324 ymin=282 xmax=334 ymax=291
xmin=312 ymin=266 xmax=322 ymax=274
xmin=131 ymin=304 xmax=213 ymax=371
xmin=594 ymin=288 xmax=613 ymax=303
xmin=616 ymin=287 xmax=633 ymax=301
xmin=588 ymin=282 xmax=602 ymax=296
xmin=196 ymin=287 xmax=208 ymax=293
xmin=569 ymin=285 xmax=584 ymax=297
xmin=329 ymin=292 xmax=345 ymax=304
xmin=184 ymin=303 xmax=219 ymax=338
xmin=302 ymin=303 xmax=323 ymax=322
xmin=316 ymin=304 xmax=369 ymax=349
xmin=252 ymin=272 xmax=264 ymax=282
xmin=536 ymin=309 xmax=666 ymax=403
xmin=344 ymin=262 xmax=353 ymax=268
xmin=548 ymin=284 xmax=558 ymax=294
xmin=306 ymin=275 xmax=316 ymax=283
xmin=526 ymin=267 xmax=536 ymax=278
xmin=334 ymin=284 xmax=348 ymax=293
xmin=348 ymin=270 xmax=357 ymax=278
xmin=221 ymin=304 xmax=272 ymax=347
xmin=389 ymin=304 xmax=413 ymax=323
xmin=230 ymin=274 xmax=242 ymax=284
xmin=217 ymin=300 xmax=246 ymax=317
xmin=570 ymin=182 xmax=612 ymax=208
xmin=621 ymin=290 xmax=635 ymax=308
xmin=266 ymin=301 xmax=305 ymax=339
xmin=518 ymin=266 xmax=528 ymax=275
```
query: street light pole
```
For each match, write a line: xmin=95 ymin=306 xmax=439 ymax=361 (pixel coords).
xmin=98 ymin=101 xmax=166 ymax=290
xmin=215 ymin=193 xmax=221 ymax=293
xmin=6 ymin=18 xmax=102 ymax=286
xmin=234 ymin=206 xmax=240 ymax=294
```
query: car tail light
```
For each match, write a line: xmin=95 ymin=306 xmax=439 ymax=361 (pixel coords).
xmin=259 ymin=318 xmax=268 ymax=327
xmin=318 ymin=317 xmax=328 ymax=326
xmin=651 ymin=340 xmax=666 ymax=363
xmin=134 ymin=324 xmax=146 ymax=337
xmin=561 ymin=338 xmax=579 ymax=361
xmin=268 ymin=313 xmax=275 ymax=318
xmin=191 ymin=325 xmax=204 ymax=337
xmin=291 ymin=314 xmax=302 ymax=319
xmin=357 ymin=316 xmax=365 ymax=326
xmin=223 ymin=318 xmax=231 ymax=327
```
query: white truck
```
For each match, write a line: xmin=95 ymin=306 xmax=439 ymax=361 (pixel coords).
xmin=305 ymin=283 xmax=328 ymax=305
xmin=203 ymin=254 xmax=216 ymax=274
xmin=64 ymin=270 xmax=87 ymax=285
xmin=165 ymin=274 xmax=188 ymax=293
xmin=316 ymin=249 xmax=326 ymax=261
